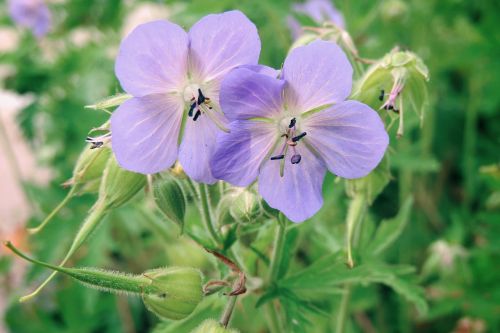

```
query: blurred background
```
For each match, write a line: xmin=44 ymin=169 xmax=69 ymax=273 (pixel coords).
xmin=0 ymin=0 xmax=499 ymax=332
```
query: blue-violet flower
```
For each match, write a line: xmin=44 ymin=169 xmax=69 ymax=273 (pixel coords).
xmin=212 ymin=41 xmax=388 ymax=222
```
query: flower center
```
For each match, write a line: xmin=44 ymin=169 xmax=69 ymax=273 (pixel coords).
xmin=270 ymin=117 xmax=307 ymax=176
xmin=183 ymin=84 xmax=213 ymax=122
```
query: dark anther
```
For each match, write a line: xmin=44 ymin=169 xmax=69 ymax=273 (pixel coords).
xmin=289 ymin=117 xmax=296 ymax=128
xmin=384 ymin=104 xmax=394 ymax=110
xmin=292 ymin=132 xmax=307 ymax=142
xmin=379 ymin=89 xmax=385 ymax=101
xmin=197 ymin=88 xmax=206 ymax=104
xmin=193 ymin=110 xmax=202 ymax=121
xmin=90 ymin=142 xmax=103 ymax=149
xmin=271 ymin=154 xmax=285 ymax=160
xmin=291 ymin=154 xmax=302 ymax=164
xmin=393 ymin=108 xmax=400 ymax=114
xmin=188 ymin=102 xmax=196 ymax=117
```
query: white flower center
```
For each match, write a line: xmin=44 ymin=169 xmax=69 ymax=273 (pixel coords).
xmin=183 ymin=83 xmax=201 ymax=103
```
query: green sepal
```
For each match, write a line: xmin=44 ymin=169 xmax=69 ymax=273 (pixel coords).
xmin=153 ymin=176 xmax=186 ymax=232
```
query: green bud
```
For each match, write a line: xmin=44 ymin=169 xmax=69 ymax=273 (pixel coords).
xmin=289 ymin=32 xmax=319 ymax=51
xmin=142 ymin=267 xmax=203 ymax=320
xmin=153 ymin=176 xmax=186 ymax=232
xmin=66 ymin=145 xmax=111 ymax=193
xmin=228 ymin=188 xmax=262 ymax=224
xmin=99 ymin=156 xmax=147 ymax=210
xmin=353 ymin=49 xmax=430 ymax=137
xmin=191 ymin=319 xmax=239 ymax=333
xmin=380 ymin=0 xmax=408 ymax=21
xmin=85 ymin=93 xmax=131 ymax=111
xmin=5 ymin=242 xmax=203 ymax=320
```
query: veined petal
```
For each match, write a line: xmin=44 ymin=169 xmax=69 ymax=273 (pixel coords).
xmin=111 ymin=94 xmax=184 ymax=174
xmin=283 ymin=40 xmax=352 ymax=113
xmin=258 ymin=147 xmax=326 ymax=223
xmin=220 ymin=67 xmax=285 ymax=122
xmin=188 ymin=10 xmax=261 ymax=83
xmin=115 ymin=20 xmax=188 ymax=97
xmin=178 ymin=113 xmax=227 ymax=184
xmin=302 ymin=100 xmax=389 ymax=179
xmin=211 ymin=120 xmax=278 ymax=186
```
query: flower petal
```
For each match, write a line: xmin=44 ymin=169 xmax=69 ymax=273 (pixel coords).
xmin=258 ymin=147 xmax=326 ymax=223
xmin=283 ymin=40 xmax=352 ymax=113
xmin=178 ymin=113 xmax=227 ymax=184
xmin=115 ymin=20 xmax=188 ymax=97
xmin=302 ymin=100 xmax=389 ymax=179
xmin=188 ymin=10 xmax=261 ymax=82
xmin=220 ymin=67 xmax=285 ymax=122
xmin=211 ymin=120 xmax=278 ymax=186
xmin=111 ymin=94 xmax=184 ymax=174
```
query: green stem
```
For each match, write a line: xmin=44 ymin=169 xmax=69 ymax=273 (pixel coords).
xmin=335 ymin=285 xmax=352 ymax=333
xmin=264 ymin=217 xmax=287 ymax=333
xmin=219 ymin=295 xmax=238 ymax=328
xmin=197 ymin=183 xmax=221 ymax=245
xmin=20 ymin=200 xmax=108 ymax=302
xmin=268 ymin=219 xmax=286 ymax=282
xmin=28 ymin=185 xmax=77 ymax=234
xmin=346 ymin=195 xmax=368 ymax=268
xmin=266 ymin=302 xmax=282 ymax=333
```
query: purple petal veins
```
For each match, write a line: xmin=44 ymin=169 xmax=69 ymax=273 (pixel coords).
xmin=212 ymin=41 xmax=388 ymax=222
xmin=111 ymin=11 xmax=261 ymax=182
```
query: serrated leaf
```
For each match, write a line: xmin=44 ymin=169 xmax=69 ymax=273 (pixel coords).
xmin=364 ymin=196 xmax=413 ymax=256
xmin=279 ymin=255 xmax=427 ymax=315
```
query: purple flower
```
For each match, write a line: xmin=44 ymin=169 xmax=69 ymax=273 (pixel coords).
xmin=288 ymin=0 xmax=345 ymax=39
xmin=110 ymin=11 xmax=261 ymax=183
xmin=212 ymin=41 xmax=388 ymax=222
xmin=8 ymin=0 xmax=51 ymax=38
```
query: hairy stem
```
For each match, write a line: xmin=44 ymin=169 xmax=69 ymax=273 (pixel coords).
xmin=219 ymin=295 xmax=238 ymax=328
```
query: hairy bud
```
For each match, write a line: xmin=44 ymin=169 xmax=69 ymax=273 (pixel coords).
xmin=153 ymin=176 xmax=186 ymax=232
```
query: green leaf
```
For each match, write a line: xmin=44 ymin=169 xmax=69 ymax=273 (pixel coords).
xmin=279 ymin=254 xmax=427 ymax=315
xmin=364 ymin=196 xmax=414 ymax=256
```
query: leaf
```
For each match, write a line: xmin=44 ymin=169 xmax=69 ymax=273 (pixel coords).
xmin=279 ymin=255 xmax=427 ymax=315
xmin=277 ymin=226 xmax=299 ymax=280
xmin=364 ymin=196 xmax=414 ymax=256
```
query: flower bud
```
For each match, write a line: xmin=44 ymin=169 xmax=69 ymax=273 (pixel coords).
xmin=191 ymin=319 xmax=239 ymax=333
xmin=85 ymin=93 xmax=131 ymax=111
xmin=353 ymin=49 xmax=429 ymax=137
xmin=153 ymin=176 xmax=186 ymax=231
xmin=142 ymin=267 xmax=203 ymax=320
xmin=345 ymin=156 xmax=391 ymax=204
xmin=228 ymin=188 xmax=262 ymax=224
xmin=99 ymin=156 xmax=147 ymax=210
xmin=5 ymin=242 xmax=203 ymax=321
xmin=65 ymin=145 xmax=111 ymax=194
xmin=380 ymin=0 xmax=408 ymax=21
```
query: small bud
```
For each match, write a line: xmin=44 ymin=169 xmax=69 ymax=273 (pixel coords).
xmin=5 ymin=242 xmax=203 ymax=321
xmin=345 ymin=156 xmax=391 ymax=204
xmin=380 ymin=0 xmax=408 ymax=22
xmin=153 ymin=176 xmax=186 ymax=232
xmin=66 ymin=145 xmax=111 ymax=193
xmin=85 ymin=93 xmax=131 ymax=111
xmin=217 ymin=187 xmax=262 ymax=224
xmin=99 ymin=156 xmax=147 ymax=210
xmin=142 ymin=267 xmax=203 ymax=320
xmin=191 ymin=319 xmax=239 ymax=333
xmin=353 ymin=49 xmax=430 ymax=137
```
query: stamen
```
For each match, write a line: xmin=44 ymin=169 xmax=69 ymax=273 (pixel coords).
xmin=291 ymin=132 xmax=307 ymax=142
xmin=379 ymin=89 xmax=385 ymax=101
xmin=270 ymin=155 xmax=285 ymax=160
xmin=193 ymin=110 xmax=201 ymax=121
xmin=291 ymin=154 xmax=301 ymax=164
xmin=90 ymin=142 xmax=104 ymax=149
xmin=188 ymin=102 xmax=196 ymax=117
xmin=197 ymin=88 xmax=206 ymax=104
xmin=289 ymin=118 xmax=296 ymax=128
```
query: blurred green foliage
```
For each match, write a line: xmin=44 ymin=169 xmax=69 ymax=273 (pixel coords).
xmin=1 ymin=0 xmax=499 ymax=332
